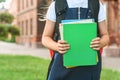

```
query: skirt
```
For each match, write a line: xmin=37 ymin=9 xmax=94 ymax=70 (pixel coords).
xmin=47 ymin=52 xmax=101 ymax=80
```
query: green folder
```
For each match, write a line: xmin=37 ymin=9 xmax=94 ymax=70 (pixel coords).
xmin=62 ymin=23 xmax=97 ymax=67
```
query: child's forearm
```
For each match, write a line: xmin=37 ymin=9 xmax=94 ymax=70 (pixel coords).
xmin=90 ymin=35 xmax=109 ymax=50
xmin=100 ymin=35 xmax=109 ymax=48
xmin=42 ymin=36 xmax=58 ymax=51
xmin=42 ymin=36 xmax=70 ymax=54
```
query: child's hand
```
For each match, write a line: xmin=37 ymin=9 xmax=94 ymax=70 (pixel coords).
xmin=90 ymin=37 xmax=101 ymax=50
xmin=57 ymin=40 xmax=70 ymax=54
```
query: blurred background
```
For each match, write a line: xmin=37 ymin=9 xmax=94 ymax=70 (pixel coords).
xmin=0 ymin=0 xmax=120 ymax=49
xmin=0 ymin=0 xmax=120 ymax=80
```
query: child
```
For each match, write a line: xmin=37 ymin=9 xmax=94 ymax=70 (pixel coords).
xmin=42 ymin=0 xmax=109 ymax=80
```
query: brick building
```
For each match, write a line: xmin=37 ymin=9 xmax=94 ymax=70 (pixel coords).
xmin=9 ymin=0 xmax=120 ymax=47
xmin=106 ymin=0 xmax=120 ymax=46
xmin=101 ymin=0 xmax=120 ymax=57
xmin=9 ymin=0 xmax=52 ymax=47
xmin=101 ymin=0 xmax=120 ymax=46
xmin=8 ymin=0 xmax=17 ymax=25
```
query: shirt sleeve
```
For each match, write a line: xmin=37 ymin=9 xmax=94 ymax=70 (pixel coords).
xmin=98 ymin=2 xmax=106 ymax=22
xmin=46 ymin=2 xmax=56 ymax=22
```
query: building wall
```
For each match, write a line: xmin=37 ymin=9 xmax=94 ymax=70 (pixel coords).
xmin=17 ymin=0 xmax=38 ymax=47
xmin=101 ymin=0 xmax=120 ymax=46
xmin=8 ymin=0 xmax=17 ymax=25
xmin=9 ymin=0 xmax=52 ymax=47
xmin=108 ymin=0 xmax=120 ymax=46
xmin=17 ymin=9 xmax=38 ymax=47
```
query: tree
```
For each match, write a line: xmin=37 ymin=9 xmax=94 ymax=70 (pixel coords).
xmin=0 ymin=24 xmax=7 ymax=37
xmin=0 ymin=12 xmax=14 ymax=24
xmin=7 ymin=25 xmax=20 ymax=42
xmin=0 ymin=24 xmax=20 ymax=42
xmin=8 ymin=25 xmax=20 ymax=36
xmin=0 ymin=0 xmax=5 ymax=3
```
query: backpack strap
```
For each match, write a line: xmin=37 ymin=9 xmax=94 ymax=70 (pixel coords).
xmin=54 ymin=0 xmax=100 ymax=40
xmin=88 ymin=0 xmax=99 ymax=22
xmin=89 ymin=0 xmax=102 ymax=54
xmin=88 ymin=0 xmax=100 ymax=36
xmin=53 ymin=0 xmax=67 ymax=41
xmin=47 ymin=1 xmax=67 ymax=79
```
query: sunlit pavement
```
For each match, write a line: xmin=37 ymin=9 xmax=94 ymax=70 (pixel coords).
xmin=0 ymin=41 xmax=50 ymax=59
xmin=0 ymin=41 xmax=120 ymax=71
xmin=102 ymin=57 xmax=120 ymax=71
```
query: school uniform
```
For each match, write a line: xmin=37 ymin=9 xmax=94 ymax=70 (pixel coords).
xmin=46 ymin=0 xmax=106 ymax=80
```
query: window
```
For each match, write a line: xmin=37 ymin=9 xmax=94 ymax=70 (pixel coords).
xmin=22 ymin=21 xmax=24 ymax=35
xmin=26 ymin=0 xmax=28 ymax=8
xmin=22 ymin=0 xmax=24 ymax=9
xmin=26 ymin=20 xmax=28 ymax=35
xmin=18 ymin=22 xmax=20 ymax=27
xmin=31 ymin=0 xmax=33 ymax=5
xmin=18 ymin=22 xmax=22 ymax=35
xmin=30 ymin=18 xmax=33 ymax=35
xmin=18 ymin=0 xmax=20 ymax=11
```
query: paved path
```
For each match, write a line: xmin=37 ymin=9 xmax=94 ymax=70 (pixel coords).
xmin=0 ymin=41 xmax=120 ymax=71
xmin=102 ymin=57 xmax=120 ymax=71
xmin=0 ymin=41 xmax=50 ymax=59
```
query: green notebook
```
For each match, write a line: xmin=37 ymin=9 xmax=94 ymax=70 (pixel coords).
xmin=62 ymin=23 xmax=97 ymax=67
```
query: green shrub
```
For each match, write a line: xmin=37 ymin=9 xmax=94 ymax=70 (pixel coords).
xmin=0 ymin=12 xmax=14 ymax=24
xmin=7 ymin=25 xmax=20 ymax=42
xmin=0 ymin=24 xmax=8 ymax=38
xmin=5 ymin=35 xmax=16 ymax=42
xmin=0 ymin=37 xmax=6 ymax=41
xmin=0 ymin=24 xmax=20 ymax=42
xmin=8 ymin=25 xmax=20 ymax=36
xmin=0 ymin=0 xmax=5 ymax=3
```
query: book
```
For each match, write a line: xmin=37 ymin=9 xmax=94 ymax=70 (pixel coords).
xmin=61 ymin=19 xmax=94 ymax=24
xmin=60 ymin=20 xmax=98 ymax=67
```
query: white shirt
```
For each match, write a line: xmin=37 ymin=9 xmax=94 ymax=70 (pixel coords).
xmin=46 ymin=0 xmax=106 ymax=22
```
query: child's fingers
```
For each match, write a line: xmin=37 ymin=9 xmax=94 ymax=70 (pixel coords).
xmin=58 ymin=50 xmax=67 ymax=54
xmin=60 ymin=46 xmax=70 ymax=50
xmin=90 ymin=44 xmax=99 ymax=48
xmin=58 ymin=46 xmax=70 ymax=54
xmin=91 ymin=47 xmax=100 ymax=50
xmin=57 ymin=40 xmax=70 ymax=54
xmin=90 ymin=41 xmax=100 ymax=45
xmin=58 ymin=43 xmax=70 ymax=48
xmin=58 ymin=40 xmax=67 ymax=44
xmin=92 ymin=37 xmax=100 ymax=42
xmin=90 ymin=37 xmax=101 ymax=50
xmin=90 ymin=43 xmax=100 ymax=50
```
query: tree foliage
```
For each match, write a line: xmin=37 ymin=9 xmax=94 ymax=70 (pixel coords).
xmin=0 ymin=24 xmax=7 ymax=37
xmin=8 ymin=25 xmax=20 ymax=36
xmin=0 ymin=24 xmax=20 ymax=42
xmin=0 ymin=0 xmax=5 ymax=3
xmin=0 ymin=12 xmax=14 ymax=24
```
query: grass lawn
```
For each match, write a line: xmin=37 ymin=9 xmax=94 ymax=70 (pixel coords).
xmin=0 ymin=55 xmax=120 ymax=80
xmin=101 ymin=69 xmax=120 ymax=80
xmin=0 ymin=55 xmax=50 ymax=80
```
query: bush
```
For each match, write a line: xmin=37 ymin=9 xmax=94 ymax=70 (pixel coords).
xmin=0 ymin=24 xmax=20 ymax=42
xmin=0 ymin=12 xmax=14 ymax=24
xmin=8 ymin=25 xmax=20 ymax=36
xmin=0 ymin=24 xmax=8 ymax=37
xmin=7 ymin=25 xmax=20 ymax=42
xmin=0 ymin=37 xmax=6 ymax=41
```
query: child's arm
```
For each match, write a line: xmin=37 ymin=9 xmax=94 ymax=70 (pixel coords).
xmin=42 ymin=19 xmax=70 ymax=54
xmin=90 ymin=20 xmax=109 ymax=50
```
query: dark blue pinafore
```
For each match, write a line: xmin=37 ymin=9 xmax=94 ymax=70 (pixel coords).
xmin=47 ymin=3 xmax=101 ymax=80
